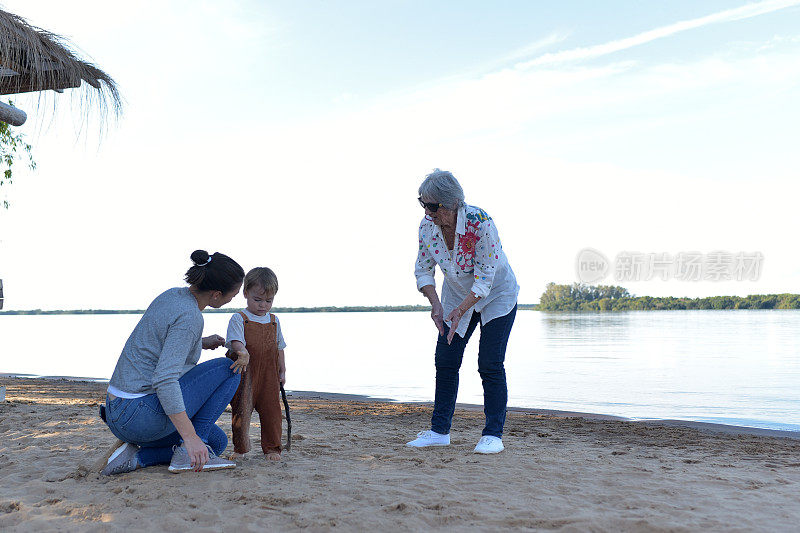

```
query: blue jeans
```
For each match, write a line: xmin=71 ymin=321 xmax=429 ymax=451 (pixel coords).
xmin=431 ymin=305 xmax=517 ymax=438
xmin=104 ymin=357 xmax=240 ymax=467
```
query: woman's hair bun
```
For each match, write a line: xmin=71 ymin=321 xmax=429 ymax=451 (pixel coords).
xmin=190 ymin=249 xmax=210 ymax=266
xmin=184 ymin=250 xmax=244 ymax=294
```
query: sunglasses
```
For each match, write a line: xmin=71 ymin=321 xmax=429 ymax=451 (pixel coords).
xmin=418 ymin=197 xmax=444 ymax=212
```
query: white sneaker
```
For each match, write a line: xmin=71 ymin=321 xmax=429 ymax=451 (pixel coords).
xmin=473 ymin=436 xmax=504 ymax=454
xmin=406 ymin=430 xmax=450 ymax=448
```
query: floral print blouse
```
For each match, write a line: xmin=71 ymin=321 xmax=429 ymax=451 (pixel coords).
xmin=415 ymin=204 xmax=519 ymax=338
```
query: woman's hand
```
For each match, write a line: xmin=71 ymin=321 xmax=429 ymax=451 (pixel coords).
xmin=445 ymin=306 xmax=465 ymax=344
xmin=184 ymin=434 xmax=209 ymax=472
xmin=431 ymin=301 xmax=445 ymax=337
xmin=420 ymin=285 xmax=445 ymax=337
xmin=202 ymin=334 xmax=226 ymax=350
xmin=445 ymin=293 xmax=481 ymax=344
xmin=279 ymin=370 xmax=286 ymax=386
xmin=229 ymin=349 xmax=250 ymax=374
xmin=166 ymin=411 xmax=207 ymax=471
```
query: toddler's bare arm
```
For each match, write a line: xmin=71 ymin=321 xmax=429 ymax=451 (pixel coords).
xmin=278 ymin=349 xmax=286 ymax=385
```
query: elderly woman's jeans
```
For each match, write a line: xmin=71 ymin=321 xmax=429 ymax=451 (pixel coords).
xmin=432 ymin=305 xmax=517 ymax=438
xmin=104 ymin=358 xmax=240 ymax=467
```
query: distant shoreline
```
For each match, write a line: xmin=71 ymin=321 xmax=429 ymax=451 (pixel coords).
xmin=4 ymin=283 xmax=799 ymax=314
xmin=3 ymin=304 xmax=800 ymax=315
xmin=1 ymin=305 xmax=544 ymax=315
xmin=0 ymin=305 xmax=438 ymax=315
xmin=0 ymin=306 xmax=435 ymax=315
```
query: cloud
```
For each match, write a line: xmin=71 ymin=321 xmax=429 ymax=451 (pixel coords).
xmin=488 ymin=32 xmax=571 ymax=68
xmin=517 ymin=0 xmax=800 ymax=68
xmin=284 ymin=1 xmax=800 ymax=156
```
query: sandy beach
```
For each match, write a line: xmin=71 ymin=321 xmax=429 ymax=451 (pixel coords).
xmin=1 ymin=377 xmax=799 ymax=532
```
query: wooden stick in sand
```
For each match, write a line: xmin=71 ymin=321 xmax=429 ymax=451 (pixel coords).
xmin=280 ymin=384 xmax=292 ymax=452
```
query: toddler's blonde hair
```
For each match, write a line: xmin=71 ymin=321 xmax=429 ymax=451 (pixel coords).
xmin=243 ymin=267 xmax=278 ymax=296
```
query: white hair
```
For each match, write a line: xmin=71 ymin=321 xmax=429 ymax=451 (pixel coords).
xmin=418 ymin=169 xmax=465 ymax=210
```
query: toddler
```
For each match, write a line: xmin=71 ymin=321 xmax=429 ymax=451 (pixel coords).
xmin=226 ymin=267 xmax=287 ymax=461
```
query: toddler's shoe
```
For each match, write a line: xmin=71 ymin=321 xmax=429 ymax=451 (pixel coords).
xmin=168 ymin=444 xmax=236 ymax=473
xmin=473 ymin=435 xmax=504 ymax=454
xmin=406 ymin=430 xmax=450 ymax=448
xmin=101 ymin=442 xmax=140 ymax=476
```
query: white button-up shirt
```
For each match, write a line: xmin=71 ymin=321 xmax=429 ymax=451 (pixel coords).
xmin=415 ymin=204 xmax=519 ymax=338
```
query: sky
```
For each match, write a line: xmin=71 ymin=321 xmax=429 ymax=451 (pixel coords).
xmin=0 ymin=0 xmax=799 ymax=310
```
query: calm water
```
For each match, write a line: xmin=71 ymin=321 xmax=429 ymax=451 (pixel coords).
xmin=1 ymin=310 xmax=798 ymax=431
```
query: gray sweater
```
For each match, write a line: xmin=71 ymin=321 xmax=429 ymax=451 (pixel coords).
xmin=109 ymin=287 xmax=204 ymax=414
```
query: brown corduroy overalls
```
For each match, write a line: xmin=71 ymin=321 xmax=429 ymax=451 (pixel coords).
xmin=227 ymin=312 xmax=282 ymax=454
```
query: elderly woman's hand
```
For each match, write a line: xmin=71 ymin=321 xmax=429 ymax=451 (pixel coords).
xmin=445 ymin=294 xmax=480 ymax=344
xmin=431 ymin=301 xmax=445 ymax=337
xmin=445 ymin=306 xmax=466 ymax=344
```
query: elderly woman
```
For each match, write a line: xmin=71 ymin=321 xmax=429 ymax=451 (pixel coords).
xmin=408 ymin=169 xmax=519 ymax=454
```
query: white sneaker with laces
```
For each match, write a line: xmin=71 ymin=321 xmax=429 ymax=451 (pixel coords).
xmin=406 ymin=430 xmax=450 ymax=448
xmin=474 ymin=435 xmax=504 ymax=454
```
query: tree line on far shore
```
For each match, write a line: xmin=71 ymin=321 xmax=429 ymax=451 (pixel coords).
xmin=2 ymin=284 xmax=799 ymax=314
xmin=0 ymin=305 xmax=438 ymax=315
xmin=538 ymin=282 xmax=800 ymax=311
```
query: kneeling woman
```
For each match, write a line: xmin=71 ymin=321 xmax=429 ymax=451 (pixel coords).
xmin=101 ymin=250 xmax=245 ymax=475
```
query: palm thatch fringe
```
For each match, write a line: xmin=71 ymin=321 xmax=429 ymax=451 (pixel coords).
xmin=0 ymin=9 xmax=121 ymax=119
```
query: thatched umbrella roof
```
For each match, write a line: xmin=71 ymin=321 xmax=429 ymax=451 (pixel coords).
xmin=0 ymin=9 xmax=121 ymax=125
